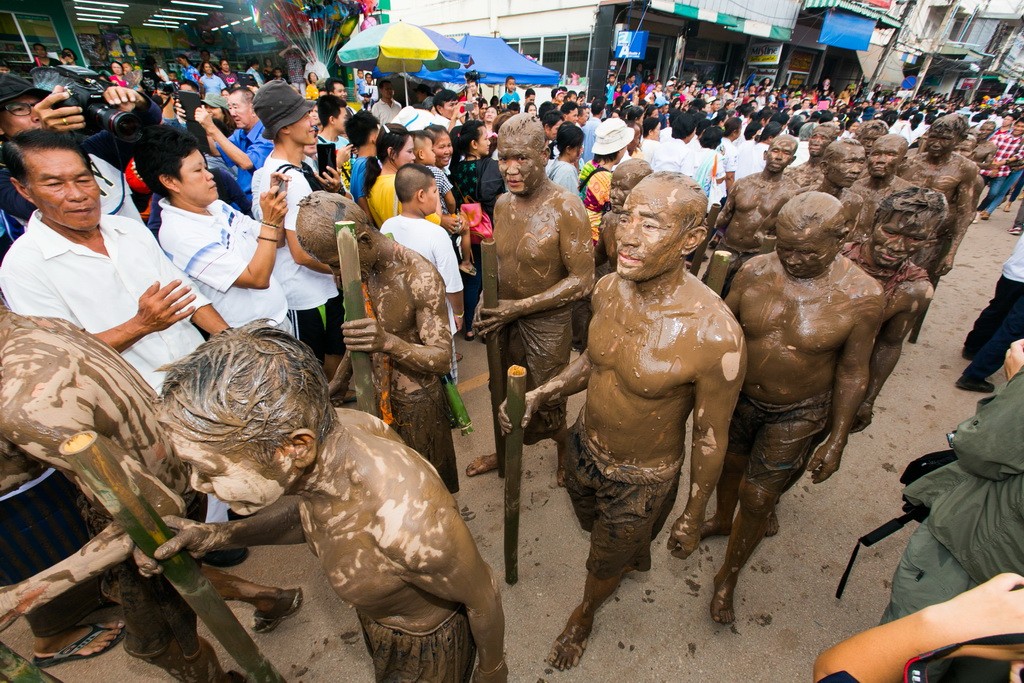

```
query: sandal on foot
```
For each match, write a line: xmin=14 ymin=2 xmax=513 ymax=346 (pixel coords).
xmin=459 ymin=263 xmax=477 ymax=276
xmin=34 ymin=623 xmax=126 ymax=668
xmin=253 ymin=588 xmax=303 ymax=633
xmin=464 ymin=330 xmax=476 ymax=341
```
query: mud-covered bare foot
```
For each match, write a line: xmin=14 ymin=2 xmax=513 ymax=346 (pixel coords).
xmin=699 ymin=514 xmax=733 ymax=540
xmin=466 ymin=453 xmax=498 ymax=477
xmin=547 ymin=617 xmax=592 ymax=671
xmin=34 ymin=621 xmax=125 ymax=659
xmin=710 ymin=573 xmax=737 ymax=624
xmin=763 ymin=510 xmax=779 ymax=538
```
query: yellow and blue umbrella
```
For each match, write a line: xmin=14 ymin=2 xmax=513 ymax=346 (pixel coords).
xmin=337 ymin=22 xmax=472 ymax=74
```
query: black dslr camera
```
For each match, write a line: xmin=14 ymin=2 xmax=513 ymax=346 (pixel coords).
xmin=29 ymin=65 xmax=143 ymax=142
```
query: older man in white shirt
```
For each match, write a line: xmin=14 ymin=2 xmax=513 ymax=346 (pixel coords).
xmin=0 ymin=131 xmax=228 ymax=391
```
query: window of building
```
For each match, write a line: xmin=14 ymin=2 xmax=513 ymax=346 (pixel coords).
xmin=520 ymin=38 xmax=541 ymax=62
xmin=566 ymin=35 xmax=589 ymax=78
xmin=502 ymin=34 xmax=592 ymax=84
xmin=0 ymin=12 xmax=58 ymax=72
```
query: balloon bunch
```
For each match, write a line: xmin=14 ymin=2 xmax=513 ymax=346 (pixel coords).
xmin=252 ymin=0 xmax=373 ymax=66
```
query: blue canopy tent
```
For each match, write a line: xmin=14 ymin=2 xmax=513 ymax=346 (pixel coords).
xmin=374 ymin=34 xmax=561 ymax=86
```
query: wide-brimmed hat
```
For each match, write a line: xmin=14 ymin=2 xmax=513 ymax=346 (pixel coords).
xmin=592 ymin=118 xmax=631 ymax=156
xmin=253 ymin=80 xmax=314 ymax=140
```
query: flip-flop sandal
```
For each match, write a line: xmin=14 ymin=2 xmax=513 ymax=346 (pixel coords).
xmin=459 ymin=263 xmax=478 ymax=276
xmin=33 ymin=623 xmax=126 ymax=668
xmin=252 ymin=588 xmax=303 ymax=634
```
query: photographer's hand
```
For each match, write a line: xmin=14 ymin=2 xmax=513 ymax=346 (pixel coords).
xmin=34 ymin=86 xmax=86 ymax=132
xmin=101 ymin=86 xmax=144 ymax=113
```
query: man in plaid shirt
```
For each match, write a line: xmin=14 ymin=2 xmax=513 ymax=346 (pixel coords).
xmin=978 ymin=118 xmax=1024 ymax=220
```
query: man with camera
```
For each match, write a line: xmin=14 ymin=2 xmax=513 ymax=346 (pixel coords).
xmin=0 ymin=71 xmax=162 ymax=259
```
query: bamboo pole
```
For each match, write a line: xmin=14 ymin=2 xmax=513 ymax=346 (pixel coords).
xmin=759 ymin=235 xmax=777 ymax=254
xmin=704 ymin=250 xmax=733 ymax=297
xmin=690 ymin=202 xmax=722 ymax=275
xmin=481 ymin=239 xmax=507 ymax=477
xmin=335 ymin=221 xmax=379 ymax=417
xmin=441 ymin=374 xmax=473 ymax=435
xmin=502 ymin=365 xmax=527 ymax=586
xmin=0 ymin=640 xmax=63 ymax=682
xmin=59 ymin=432 xmax=285 ymax=683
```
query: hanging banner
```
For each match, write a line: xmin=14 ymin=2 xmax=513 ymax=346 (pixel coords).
xmin=819 ymin=10 xmax=876 ymax=52
xmin=614 ymin=31 xmax=649 ymax=60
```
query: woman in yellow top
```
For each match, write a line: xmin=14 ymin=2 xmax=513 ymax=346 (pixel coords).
xmin=365 ymin=123 xmax=441 ymax=228
xmin=305 ymin=72 xmax=320 ymax=100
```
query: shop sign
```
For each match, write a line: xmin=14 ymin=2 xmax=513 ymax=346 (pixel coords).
xmin=614 ymin=31 xmax=649 ymax=60
xmin=789 ymin=50 xmax=815 ymax=73
xmin=747 ymin=42 xmax=783 ymax=67
xmin=956 ymin=77 xmax=978 ymax=90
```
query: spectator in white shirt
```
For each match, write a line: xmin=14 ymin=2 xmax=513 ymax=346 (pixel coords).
xmin=370 ymin=78 xmax=403 ymax=125
xmin=650 ymin=113 xmax=696 ymax=175
xmin=0 ymin=130 xmax=228 ymax=390
xmin=135 ymin=126 xmax=292 ymax=332
xmin=735 ymin=121 xmax=782 ymax=181
xmin=640 ymin=117 xmax=661 ymax=163
xmin=719 ymin=116 xmax=741 ymax=193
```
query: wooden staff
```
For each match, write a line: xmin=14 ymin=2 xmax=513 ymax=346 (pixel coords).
xmin=704 ymin=250 xmax=733 ymax=297
xmin=690 ymin=202 xmax=722 ymax=276
xmin=503 ymin=365 xmax=527 ymax=585
xmin=481 ymin=239 xmax=507 ymax=477
xmin=335 ymin=221 xmax=379 ymax=417
xmin=0 ymin=640 xmax=62 ymax=682
xmin=60 ymin=432 xmax=285 ymax=683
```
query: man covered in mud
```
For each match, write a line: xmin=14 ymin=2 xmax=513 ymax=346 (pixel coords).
xmin=155 ymin=324 xmax=508 ymax=682
xmin=700 ymin=192 xmax=885 ymax=625
xmin=499 ymin=173 xmax=745 ymax=670
xmin=468 ymin=113 xmax=594 ymax=483
xmin=810 ymin=140 xmax=867 ymax=239
xmin=595 ymin=159 xmax=651 ymax=273
xmin=714 ymin=134 xmax=800 ymax=296
xmin=845 ymin=188 xmax=945 ymax=431
xmin=294 ymin=192 xmax=460 ymax=493
xmin=850 ymin=134 xmax=913 ymax=243
xmin=786 ymin=122 xmax=840 ymax=189
xmin=0 ymin=304 xmax=299 ymax=680
xmin=898 ymin=113 xmax=979 ymax=279
xmin=854 ymin=119 xmax=890 ymax=157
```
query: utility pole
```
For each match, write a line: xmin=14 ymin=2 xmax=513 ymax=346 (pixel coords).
xmin=867 ymin=0 xmax=920 ymax=91
xmin=910 ymin=0 xmax=961 ymax=98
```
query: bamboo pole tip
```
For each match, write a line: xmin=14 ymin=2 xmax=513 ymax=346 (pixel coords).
xmin=59 ymin=431 xmax=98 ymax=456
xmin=334 ymin=220 xmax=356 ymax=236
xmin=507 ymin=365 xmax=527 ymax=378
xmin=712 ymin=250 xmax=731 ymax=259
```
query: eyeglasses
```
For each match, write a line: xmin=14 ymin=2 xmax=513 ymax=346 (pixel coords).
xmin=2 ymin=102 xmax=33 ymax=116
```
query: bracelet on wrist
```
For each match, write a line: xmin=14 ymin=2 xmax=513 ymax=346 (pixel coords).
xmin=261 ymin=221 xmax=282 ymax=230
xmin=257 ymin=236 xmax=278 ymax=244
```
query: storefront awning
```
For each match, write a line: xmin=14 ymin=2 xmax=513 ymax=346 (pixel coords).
xmin=650 ymin=1 xmax=794 ymax=41
xmin=802 ymin=0 xmax=902 ymax=29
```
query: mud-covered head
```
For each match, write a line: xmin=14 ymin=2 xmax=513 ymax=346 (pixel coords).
xmin=957 ymin=133 xmax=978 ymax=155
xmin=609 ymin=158 xmax=652 ymax=210
xmin=866 ymin=134 xmax=909 ymax=179
xmin=808 ymin=123 xmax=840 ymax=158
xmin=496 ymin=113 xmax=548 ymax=196
xmin=977 ymin=120 xmax=997 ymax=139
xmin=923 ymin=114 xmax=969 ymax=160
xmin=616 ymin=172 xmax=707 ymax=282
xmin=775 ymin=192 xmax=846 ymax=280
xmin=765 ymin=134 xmax=798 ymax=173
xmin=822 ymin=139 xmax=866 ymax=188
xmin=854 ymin=119 xmax=889 ymax=152
xmin=869 ymin=187 xmax=946 ymax=269
xmin=296 ymin=191 xmax=376 ymax=275
xmin=158 ymin=322 xmax=335 ymax=514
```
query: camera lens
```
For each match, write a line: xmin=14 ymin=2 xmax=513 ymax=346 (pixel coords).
xmin=88 ymin=103 xmax=142 ymax=142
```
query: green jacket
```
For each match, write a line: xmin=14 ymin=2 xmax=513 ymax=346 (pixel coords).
xmin=903 ymin=371 xmax=1024 ymax=583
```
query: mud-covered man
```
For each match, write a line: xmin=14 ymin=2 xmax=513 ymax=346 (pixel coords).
xmin=156 ymin=325 xmax=508 ymax=682
xmin=850 ymin=134 xmax=913 ymax=243
xmin=595 ymin=158 xmax=651 ymax=272
xmin=700 ymin=192 xmax=885 ymax=625
xmin=294 ymin=192 xmax=460 ymax=493
xmin=500 ymin=173 xmax=745 ymax=669
xmin=469 ymin=113 xmax=595 ymax=483
xmin=844 ymin=187 xmax=945 ymax=431
xmin=811 ymin=140 xmax=867 ymax=239
xmin=785 ymin=122 xmax=839 ymax=189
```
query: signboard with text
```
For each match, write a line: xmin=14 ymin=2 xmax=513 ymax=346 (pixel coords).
xmin=956 ymin=77 xmax=978 ymax=90
xmin=614 ymin=31 xmax=649 ymax=60
xmin=747 ymin=42 xmax=783 ymax=66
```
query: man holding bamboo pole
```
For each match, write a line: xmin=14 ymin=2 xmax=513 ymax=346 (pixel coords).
xmin=499 ymin=173 xmax=746 ymax=670
xmin=467 ymin=113 xmax=594 ymax=485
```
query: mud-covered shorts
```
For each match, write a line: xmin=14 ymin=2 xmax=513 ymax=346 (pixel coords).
xmin=391 ymin=382 xmax=459 ymax=494
xmin=358 ymin=606 xmax=475 ymax=683
xmin=727 ymin=391 xmax=831 ymax=492
xmin=498 ymin=306 xmax=572 ymax=444
xmin=565 ymin=418 xmax=680 ymax=580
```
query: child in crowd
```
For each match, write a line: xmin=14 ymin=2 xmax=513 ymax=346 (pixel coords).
xmin=412 ymin=129 xmax=474 ymax=275
xmin=345 ymin=110 xmax=379 ymax=216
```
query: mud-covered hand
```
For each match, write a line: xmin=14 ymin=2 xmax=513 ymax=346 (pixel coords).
xmin=808 ymin=436 xmax=845 ymax=484
xmin=851 ymin=401 xmax=873 ymax=433
xmin=497 ymin=390 xmax=543 ymax=435
xmin=667 ymin=514 xmax=701 ymax=559
xmin=152 ymin=515 xmax=228 ymax=562
xmin=342 ymin=318 xmax=390 ymax=353
xmin=133 ymin=544 xmax=162 ymax=578
xmin=935 ymin=254 xmax=955 ymax=278
xmin=474 ymin=300 xmax=521 ymax=339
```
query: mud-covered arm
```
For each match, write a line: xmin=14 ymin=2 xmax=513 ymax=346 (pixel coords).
xmin=153 ymin=497 xmax=306 ymax=561
xmin=0 ymin=524 xmax=131 ymax=633
xmin=668 ymin=325 xmax=746 ymax=559
xmin=942 ymin=161 xmax=980 ymax=274
xmin=399 ymin=505 xmax=507 ymax=682
xmin=809 ymin=292 xmax=885 ymax=483
xmin=863 ymin=283 xmax=933 ymax=408
xmin=714 ymin=189 xmax=736 ymax=234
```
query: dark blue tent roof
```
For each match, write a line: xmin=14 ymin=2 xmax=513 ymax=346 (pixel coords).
xmin=374 ymin=34 xmax=561 ymax=86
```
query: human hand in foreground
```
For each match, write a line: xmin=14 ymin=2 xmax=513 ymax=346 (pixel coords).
xmin=474 ymin=300 xmax=520 ymax=338
xmin=137 ymin=516 xmax=230 ymax=576
xmin=808 ymin=436 xmax=846 ymax=484
xmin=497 ymin=390 xmax=543 ymax=434
xmin=667 ymin=514 xmax=701 ymax=559
xmin=1005 ymin=339 xmax=1024 ymax=381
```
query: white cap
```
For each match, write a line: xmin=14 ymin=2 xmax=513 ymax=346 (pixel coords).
xmin=592 ymin=118 xmax=631 ymax=156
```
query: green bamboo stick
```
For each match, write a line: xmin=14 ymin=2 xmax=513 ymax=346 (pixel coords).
xmin=441 ymin=374 xmax=473 ymax=435
xmin=335 ymin=221 xmax=379 ymax=417
xmin=503 ymin=365 xmax=527 ymax=586
xmin=0 ymin=640 xmax=62 ymax=682
xmin=59 ymin=432 xmax=284 ymax=683
xmin=481 ymin=239 xmax=507 ymax=477
xmin=690 ymin=202 xmax=722 ymax=276
xmin=704 ymin=250 xmax=733 ymax=297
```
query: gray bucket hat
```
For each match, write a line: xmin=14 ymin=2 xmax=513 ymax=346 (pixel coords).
xmin=253 ymin=80 xmax=314 ymax=140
